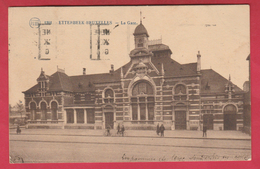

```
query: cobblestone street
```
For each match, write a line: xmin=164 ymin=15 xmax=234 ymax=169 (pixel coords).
xmin=9 ymin=129 xmax=251 ymax=163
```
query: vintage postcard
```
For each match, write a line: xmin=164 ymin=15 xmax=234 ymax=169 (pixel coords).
xmin=8 ymin=5 xmax=250 ymax=163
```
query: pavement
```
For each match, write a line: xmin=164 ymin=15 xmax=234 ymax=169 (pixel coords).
xmin=9 ymin=128 xmax=251 ymax=140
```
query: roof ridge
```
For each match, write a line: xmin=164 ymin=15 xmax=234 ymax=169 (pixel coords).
xmin=182 ymin=62 xmax=197 ymax=65
xmin=70 ymin=72 xmax=112 ymax=78
xmin=201 ymin=68 xmax=213 ymax=71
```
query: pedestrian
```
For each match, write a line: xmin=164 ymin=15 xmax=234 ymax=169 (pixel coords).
xmin=121 ymin=124 xmax=125 ymax=137
xmin=156 ymin=123 xmax=160 ymax=136
xmin=16 ymin=125 xmax=21 ymax=134
xmin=106 ymin=125 xmax=111 ymax=136
xmin=203 ymin=123 xmax=207 ymax=137
xmin=160 ymin=124 xmax=165 ymax=137
xmin=117 ymin=123 xmax=120 ymax=135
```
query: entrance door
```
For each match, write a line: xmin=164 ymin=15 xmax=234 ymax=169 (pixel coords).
xmin=223 ymin=104 xmax=237 ymax=130
xmin=105 ymin=112 xmax=114 ymax=129
xmin=203 ymin=114 xmax=214 ymax=130
xmin=224 ymin=114 xmax=236 ymax=130
xmin=175 ymin=111 xmax=186 ymax=130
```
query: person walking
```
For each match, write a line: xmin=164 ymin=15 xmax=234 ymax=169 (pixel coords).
xmin=160 ymin=124 xmax=165 ymax=137
xmin=117 ymin=123 xmax=120 ymax=135
xmin=156 ymin=123 xmax=160 ymax=136
xmin=106 ymin=125 xmax=111 ymax=136
xmin=203 ymin=123 xmax=207 ymax=137
xmin=16 ymin=125 xmax=21 ymax=134
xmin=121 ymin=125 xmax=125 ymax=137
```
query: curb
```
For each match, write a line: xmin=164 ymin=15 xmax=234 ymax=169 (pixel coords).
xmin=9 ymin=132 xmax=251 ymax=141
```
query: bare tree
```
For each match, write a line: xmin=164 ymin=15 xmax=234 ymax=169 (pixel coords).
xmin=16 ymin=101 xmax=25 ymax=124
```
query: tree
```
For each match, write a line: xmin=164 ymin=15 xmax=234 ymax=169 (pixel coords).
xmin=16 ymin=100 xmax=25 ymax=124
xmin=9 ymin=104 xmax=12 ymax=114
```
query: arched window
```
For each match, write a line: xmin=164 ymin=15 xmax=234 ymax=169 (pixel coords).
xmin=224 ymin=104 xmax=237 ymax=113
xmin=30 ymin=102 xmax=36 ymax=120
xmin=138 ymin=39 xmax=143 ymax=47
xmin=51 ymin=101 xmax=58 ymax=120
xmin=174 ymin=84 xmax=186 ymax=94
xmin=105 ymin=89 xmax=113 ymax=98
xmin=173 ymin=84 xmax=187 ymax=100
xmin=104 ymin=89 xmax=114 ymax=103
xmin=132 ymin=82 xmax=153 ymax=96
xmin=40 ymin=102 xmax=47 ymax=120
xmin=131 ymin=81 xmax=154 ymax=123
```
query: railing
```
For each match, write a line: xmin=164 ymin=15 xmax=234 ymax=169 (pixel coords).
xmin=27 ymin=120 xmax=62 ymax=124
xmin=148 ymin=39 xmax=162 ymax=45
xmin=130 ymin=121 xmax=154 ymax=124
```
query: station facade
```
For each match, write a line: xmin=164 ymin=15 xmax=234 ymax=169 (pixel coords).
xmin=23 ymin=22 xmax=245 ymax=130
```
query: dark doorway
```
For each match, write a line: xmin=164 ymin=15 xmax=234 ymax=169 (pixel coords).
xmin=175 ymin=111 xmax=186 ymax=130
xmin=203 ymin=114 xmax=214 ymax=130
xmin=224 ymin=114 xmax=236 ymax=130
xmin=105 ymin=112 xmax=114 ymax=129
xmin=66 ymin=110 xmax=74 ymax=123
xmin=223 ymin=105 xmax=237 ymax=130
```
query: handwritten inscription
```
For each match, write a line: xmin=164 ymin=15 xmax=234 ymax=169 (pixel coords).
xmin=205 ymin=24 xmax=217 ymax=27
xmin=121 ymin=153 xmax=250 ymax=162
xmin=122 ymin=154 xmax=156 ymax=162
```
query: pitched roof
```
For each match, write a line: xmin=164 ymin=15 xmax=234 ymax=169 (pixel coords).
xmin=70 ymin=72 xmax=120 ymax=92
xmin=24 ymin=71 xmax=73 ymax=93
xmin=200 ymin=69 xmax=243 ymax=94
xmin=246 ymin=54 xmax=250 ymax=60
xmin=24 ymin=62 xmax=132 ymax=93
xmin=24 ymin=84 xmax=39 ymax=93
xmin=151 ymin=56 xmax=197 ymax=77
xmin=48 ymin=71 xmax=73 ymax=92
xmin=149 ymin=44 xmax=172 ymax=54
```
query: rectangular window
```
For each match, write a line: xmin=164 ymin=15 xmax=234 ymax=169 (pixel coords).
xmin=87 ymin=109 xmax=95 ymax=124
xmin=51 ymin=109 xmax=57 ymax=120
xmin=139 ymin=97 xmax=145 ymax=102
xmin=148 ymin=103 xmax=154 ymax=120
xmin=31 ymin=110 xmax=35 ymax=120
xmin=85 ymin=94 xmax=91 ymax=101
xmin=41 ymin=110 xmax=47 ymax=120
xmin=138 ymin=43 xmax=143 ymax=47
xmin=131 ymin=97 xmax=138 ymax=103
xmin=147 ymin=97 xmax=154 ymax=102
xmin=140 ymin=103 xmax=146 ymax=120
xmin=76 ymin=109 xmax=84 ymax=123
xmin=66 ymin=109 xmax=74 ymax=123
xmin=132 ymin=104 xmax=138 ymax=120
xmin=75 ymin=94 xmax=81 ymax=101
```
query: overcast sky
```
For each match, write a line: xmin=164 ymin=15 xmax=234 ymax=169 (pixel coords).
xmin=8 ymin=5 xmax=250 ymax=106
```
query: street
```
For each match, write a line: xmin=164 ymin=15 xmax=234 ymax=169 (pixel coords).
xmin=9 ymin=130 xmax=251 ymax=163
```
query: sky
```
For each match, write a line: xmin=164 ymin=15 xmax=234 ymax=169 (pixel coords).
xmin=8 ymin=5 xmax=250 ymax=106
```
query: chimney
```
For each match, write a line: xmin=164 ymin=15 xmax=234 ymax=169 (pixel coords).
xmin=110 ymin=64 xmax=114 ymax=73
xmin=197 ymin=51 xmax=201 ymax=73
xmin=121 ymin=67 xmax=124 ymax=78
xmin=161 ymin=63 xmax=165 ymax=76
xmin=83 ymin=68 xmax=86 ymax=75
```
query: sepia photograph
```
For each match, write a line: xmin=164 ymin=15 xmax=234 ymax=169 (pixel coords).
xmin=8 ymin=5 xmax=251 ymax=163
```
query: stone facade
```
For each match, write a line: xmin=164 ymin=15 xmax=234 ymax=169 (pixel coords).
xmin=23 ymin=22 xmax=245 ymax=131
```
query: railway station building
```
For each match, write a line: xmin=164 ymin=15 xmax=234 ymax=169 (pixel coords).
xmin=23 ymin=22 xmax=245 ymax=131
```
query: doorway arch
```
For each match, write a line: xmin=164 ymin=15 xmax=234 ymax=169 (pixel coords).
xmin=223 ymin=104 xmax=237 ymax=130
